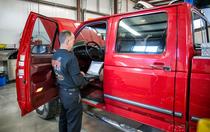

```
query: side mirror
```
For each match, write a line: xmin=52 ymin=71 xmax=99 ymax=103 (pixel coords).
xmin=31 ymin=45 xmax=50 ymax=54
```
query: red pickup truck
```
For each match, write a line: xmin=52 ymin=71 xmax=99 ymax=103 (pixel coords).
xmin=16 ymin=2 xmax=210 ymax=132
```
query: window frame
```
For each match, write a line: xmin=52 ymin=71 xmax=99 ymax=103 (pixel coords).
xmin=30 ymin=17 xmax=59 ymax=54
xmin=115 ymin=12 xmax=168 ymax=55
xmin=74 ymin=21 xmax=108 ymax=48
xmin=208 ymin=24 xmax=210 ymax=42
xmin=191 ymin=10 xmax=210 ymax=53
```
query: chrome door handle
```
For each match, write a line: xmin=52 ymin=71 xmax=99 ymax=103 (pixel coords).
xmin=150 ymin=64 xmax=171 ymax=71
xmin=150 ymin=64 xmax=164 ymax=70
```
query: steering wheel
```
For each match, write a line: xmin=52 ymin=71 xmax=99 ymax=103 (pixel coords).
xmin=85 ymin=41 xmax=103 ymax=60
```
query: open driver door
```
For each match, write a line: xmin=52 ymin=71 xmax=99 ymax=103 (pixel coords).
xmin=16 ymin=12 xmax=61 ymax=116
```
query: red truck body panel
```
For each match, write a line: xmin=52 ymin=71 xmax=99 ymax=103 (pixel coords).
xmin=16 ymin=12 xmax=37 ymax=115
xmin=174 ymin=4 xmax=193 ymax=131
xmin=189 ymin=57 xmax=210 ymax=130
xmin=103 ymin=5 xmax=178 ymax=131
xmin=16 ymin=3 xmax=210 ymax=132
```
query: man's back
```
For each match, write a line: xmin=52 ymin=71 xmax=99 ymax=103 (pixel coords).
xmin=52 ymin=49 xmax=86 ymax=90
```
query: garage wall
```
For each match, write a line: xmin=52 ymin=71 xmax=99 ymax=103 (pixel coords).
xmin=0 ymin=1 xmax=76 ymax=48
xmin=45 ymin=0 xmax=76 ymax=6
xmin=0 ymin=0 xmax=112 ymax=48
xmin=0 ymin=1 xmax=29 ymax=48
xmin=118 ymin=0 xmax=136 ymax=13
xmin=83 ymin=0 xmax=111 ymax=20
xmin=2 ymin=0 xmax=206 ymax=49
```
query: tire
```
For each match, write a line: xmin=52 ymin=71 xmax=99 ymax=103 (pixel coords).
xmin=36 ymin=99 xmax=59 ymax=120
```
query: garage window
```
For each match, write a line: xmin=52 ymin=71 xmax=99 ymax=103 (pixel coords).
xmin=116 ymin=13 xmax=167 ymax=54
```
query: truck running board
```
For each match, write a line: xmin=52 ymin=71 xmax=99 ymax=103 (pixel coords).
xmin=84 ymin=111 xmax=143 ymax=132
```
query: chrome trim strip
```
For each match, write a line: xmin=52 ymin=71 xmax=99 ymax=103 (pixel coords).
xmin=105 ymin=94 xmax=173 ymax=115
xmin=191 ymin=116 xmax=200 ymax=122
xmin=193 ymin=56 xmax=210 ymax=59
xmin=174 ymin=112 xmax=182 ymax=118
xmin=104 ymin=94 xmax=182 ymax=117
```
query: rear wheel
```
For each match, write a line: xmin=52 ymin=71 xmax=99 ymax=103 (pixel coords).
xmin=36 ymin=99 xmax=59 ymax=120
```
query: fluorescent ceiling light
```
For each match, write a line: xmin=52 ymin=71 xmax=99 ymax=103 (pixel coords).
xmin=119 ymin=21 xmax=141 ymax=36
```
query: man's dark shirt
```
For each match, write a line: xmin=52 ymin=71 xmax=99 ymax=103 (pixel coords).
xmin=52 ymin=49 xmax=87 ymax=90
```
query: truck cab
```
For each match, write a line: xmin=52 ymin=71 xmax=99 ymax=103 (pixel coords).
xmin=16 ymin=3 xmax=210 ymax=132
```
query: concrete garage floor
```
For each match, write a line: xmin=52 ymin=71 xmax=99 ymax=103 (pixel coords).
xmin=0 ymin=83 xmax=120 ymax=132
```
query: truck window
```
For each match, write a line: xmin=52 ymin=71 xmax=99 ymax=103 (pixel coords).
xmin=31 ymin=18 xmax=57 ymax=54
xmin=75 ymin=22 xmax=107 ymax=47
xmin=192 ymin=12 xmax=208 ymax=51
xmin=116 ymin=13 xmax=167 ymax=54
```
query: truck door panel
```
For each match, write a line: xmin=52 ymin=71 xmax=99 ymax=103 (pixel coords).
xmin=188 ymin=57 xmax=210 ymax=132
xmin=189 ymin=57 xmax=210 ymax=130
xmin=16 ymin=12 xmax=58 ymax=116
xmin=188 ymin=11 xmax=210 ymax=130
xmin=104 ymin=7 xmax=177 ymax=130
xmin=190 ymin=58 xmax=210 ymax=116
xmin=30 ymin=54 xmax=57 ymax=109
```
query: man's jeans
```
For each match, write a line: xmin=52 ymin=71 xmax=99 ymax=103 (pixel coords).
xmin=59 ymin=89 xmax=83 ymax=132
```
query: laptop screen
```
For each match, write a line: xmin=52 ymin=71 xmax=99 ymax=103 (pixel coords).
xmin=87 ymin=61 xmax=104 ymax=76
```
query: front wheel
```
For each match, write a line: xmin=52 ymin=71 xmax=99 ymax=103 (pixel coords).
xmin=36 ymin=99 xmax=59 ymax=120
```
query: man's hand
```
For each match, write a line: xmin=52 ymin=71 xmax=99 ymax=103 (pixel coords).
xmin=99 ymin=68 xmax=103 ymax=81
xmin=80 ymin=71 xmax=85 ymax=76
xmin=89 ymin=79 xmax=95 ymax=82
xmin=80 ymin=71 xmax=95 ymax=82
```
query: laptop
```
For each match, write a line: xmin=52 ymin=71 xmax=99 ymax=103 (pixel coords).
xmin=84 ymin=61 xmax=104 ymax=80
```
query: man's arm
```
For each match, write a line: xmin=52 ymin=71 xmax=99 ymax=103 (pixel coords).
xmin=68 ymin=55 xmax=88 ymax=88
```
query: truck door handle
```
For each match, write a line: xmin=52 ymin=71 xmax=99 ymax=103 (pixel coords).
xmin=150 ymin=62 xmax=171 ymax=71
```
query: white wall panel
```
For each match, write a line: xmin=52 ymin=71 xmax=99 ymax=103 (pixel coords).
xmin=99 ymin=0 xmax=111 ymax=14
xmin=118 ymin=0 xmax=136 ymax=13
xmin=45 ymin=0 xmax=76 ymax=7
xmin=0 ymin=0 xmax=76 ymax=47
xmin=128 ymin=0 xmax=136 ymax=12
xmin=86 ymin=0 xmax=97 ymax=11
xmin=0 ymin=1 xmax=28 ymax=46
xmin=120 ymin=0 xmax=127 ymax=13
xmin=38 ymin=4 xmax=76 ymax=19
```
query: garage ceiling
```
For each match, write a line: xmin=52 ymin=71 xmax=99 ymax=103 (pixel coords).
xmin=130 ymin=0 xmax=210 ymax=8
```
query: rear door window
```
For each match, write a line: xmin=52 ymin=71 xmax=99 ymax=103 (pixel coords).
xmin=192 ymin=12 xmax=208 ymax=51
xmin=116 ymin=13 xmax=167 ymax=54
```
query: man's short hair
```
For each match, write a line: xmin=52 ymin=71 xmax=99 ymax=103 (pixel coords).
xmin=59 ymin=30 xmax=72 ymax=45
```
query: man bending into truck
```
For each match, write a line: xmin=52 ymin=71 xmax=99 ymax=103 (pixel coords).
xmin=52 ymin=30 xmax=88 ymax=132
